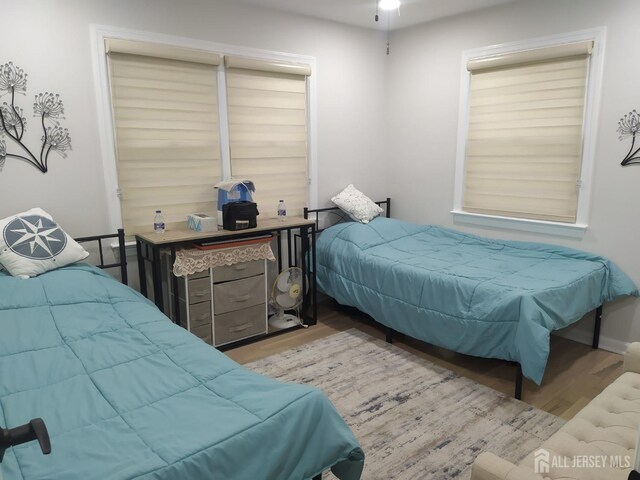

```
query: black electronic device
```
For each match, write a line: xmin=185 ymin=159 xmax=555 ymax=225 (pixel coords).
xmin=0 ymin=418 xmax=51 ymax=463
xmin=223 ymin=201 xmax=259 ymax=230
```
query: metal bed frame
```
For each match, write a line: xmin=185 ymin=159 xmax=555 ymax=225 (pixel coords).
xmin=304 ymin=199 xmax=603 ymax=400
xmin=75 ymin=228 xmax=128 ymax=285
xmin=304 ymin=198 xmax=391 ymax=234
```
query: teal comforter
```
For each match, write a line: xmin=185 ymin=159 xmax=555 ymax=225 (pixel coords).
xmin=317 ymin=217 xmax=637 ymax=384
xmin=0 ymin=264 xmax=363 ymax=480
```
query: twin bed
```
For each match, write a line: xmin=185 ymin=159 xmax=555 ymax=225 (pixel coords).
xmin=305 ymin=199 xmax=637 ymax=398
xmin=0 ymin=233 xmax=363 ymax=480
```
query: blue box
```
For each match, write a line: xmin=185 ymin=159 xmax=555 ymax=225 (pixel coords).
xmin=214 ymin=179 xmax=255 ymax=226
xmin=187 ymin=213 xmax=218 ymax=232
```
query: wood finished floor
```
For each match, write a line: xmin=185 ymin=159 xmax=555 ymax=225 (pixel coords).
xmin=225 ymin=302 xmax=624 ymax=421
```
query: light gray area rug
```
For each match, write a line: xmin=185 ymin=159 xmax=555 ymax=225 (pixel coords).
xmin=246 ymin=329 xmax=564 ymax=480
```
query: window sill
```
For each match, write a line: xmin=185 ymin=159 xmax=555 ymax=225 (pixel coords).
xmin=450 ymin=210 xmax=587 ymax=238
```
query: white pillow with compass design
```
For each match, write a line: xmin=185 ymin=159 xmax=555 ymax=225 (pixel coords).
xmin=0 ymin=208 xmax=89 ymax=278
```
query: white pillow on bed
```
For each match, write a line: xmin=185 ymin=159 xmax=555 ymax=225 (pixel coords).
xmin=331 ymin=184 xmax=383 ymax=224
xmin=0 ymin=208 xmax=89 ymax=278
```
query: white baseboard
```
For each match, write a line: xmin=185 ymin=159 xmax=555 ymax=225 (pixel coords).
xmin=553 ymin=329 xmax=629 ymax=355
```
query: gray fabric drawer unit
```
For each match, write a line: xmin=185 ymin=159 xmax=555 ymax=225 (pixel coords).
xmin=187 ymin=301 xmax=212 ymax=329
xmin=213 ymin=274 xmax=265 ymax=315
xmin=214 ymin=304 xmax=266 ymax=346
xmin=180 ymin=277 xmax=211 ymax=304
xmin=212 ymin=260 xmax=265 ymax=283
xmin=191 ymin=323 xmax=213 ymax=345
xmin=189 ymin=269 xmax=209 ymax=280
xmin=173 ymin=258 xmax=268 ymax=347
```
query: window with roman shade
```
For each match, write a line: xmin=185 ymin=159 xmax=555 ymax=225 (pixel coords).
xmin=106 ymin=39 xmax=221 ymax=234
xmin=462 ymin=41 xmax=593 ymax=224
xmin=225 ymin=56 xmax=310 ymax=219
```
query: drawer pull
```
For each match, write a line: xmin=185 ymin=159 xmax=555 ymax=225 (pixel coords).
xmin=231 ymin=294 xmax=251 ymax=303
xmin=232 ymin=265 xmax=247 ymax=271
xmin=194 ymin=313 xmax=209 ymax=321
xmin=229 ymin=323 xmax=254 ymax=333
xmin=193 ymin=291 xmax=208 ymax=297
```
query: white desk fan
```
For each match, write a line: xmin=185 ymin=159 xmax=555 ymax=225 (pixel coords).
xmin=269 ymin=267 xmax=307 ymax=329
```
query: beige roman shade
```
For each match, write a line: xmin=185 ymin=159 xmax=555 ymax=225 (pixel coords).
xmin=463 ymin=41 xmax=592 ymax=223
xmin=225 ymin=56 xmax=310 ymax=219
xmin=107 ymin=43 xmax=220 ymax=234
xmin=105 ymin=38 xmax=220 ymax=65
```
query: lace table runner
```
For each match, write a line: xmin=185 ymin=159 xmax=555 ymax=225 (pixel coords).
xmin=173 ymin=243 xmax=275 ymax=277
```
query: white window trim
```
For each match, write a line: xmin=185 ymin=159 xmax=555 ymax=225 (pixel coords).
xmin=452 ymin=27 xmax=607 ymax=238
xmin=90 ymin=24 xmax=318 ymax=233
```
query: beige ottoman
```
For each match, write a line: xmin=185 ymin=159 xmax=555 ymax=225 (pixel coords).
xmin=471 ymin=343 xmax=640 ymax=480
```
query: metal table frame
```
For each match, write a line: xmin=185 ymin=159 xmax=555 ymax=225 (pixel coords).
xmin=135 ymin=218 xmax=317 ymax=334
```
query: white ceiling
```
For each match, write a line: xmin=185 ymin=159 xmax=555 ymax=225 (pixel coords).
xmin=234 ymin=0 xmax=522 ymax=31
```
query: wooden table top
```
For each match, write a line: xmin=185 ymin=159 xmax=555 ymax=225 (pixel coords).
xmin=135 ymin=216 xmax=314 ymax=246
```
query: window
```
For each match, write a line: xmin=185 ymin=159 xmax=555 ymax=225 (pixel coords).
xmin=453 ymin=29 xmax=605 ymax=236
xmin=106 ymin=40 xmax=221 ymax=233
xmin=225 ymin=57 xmax=310 ymax=218
xmin=95 ymin=29 xmax=314 ymax=234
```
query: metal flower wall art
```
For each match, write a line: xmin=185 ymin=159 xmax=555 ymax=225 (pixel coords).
xmin=618 ymin=109 xmax=640 ymax=166
xmin=0 ymin=61 xmax=71 ymax=173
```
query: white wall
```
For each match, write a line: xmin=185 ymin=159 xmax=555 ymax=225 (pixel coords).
xmin=386 ymin=0 xmax=640 ymax=350
xmin=0 ymin=0 xmax=389 ymax=233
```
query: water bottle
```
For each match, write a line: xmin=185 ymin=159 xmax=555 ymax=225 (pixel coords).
xmin=153 ymin=210 xmax=165 ymax=233
xmin=277 ymin=200 xmax=287 ymax=222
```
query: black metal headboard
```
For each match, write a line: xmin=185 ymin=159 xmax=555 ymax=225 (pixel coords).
xmin=75 ymin=228 xmax=128 ymax=285
xmin=304 ymin=198 xmax=391 ymax=233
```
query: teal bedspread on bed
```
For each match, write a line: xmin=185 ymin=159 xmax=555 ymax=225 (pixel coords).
xmin=316 ymin=217 xmax=638 ymax=385
xmin=0 ymin=264 xmax=363 ymax=480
